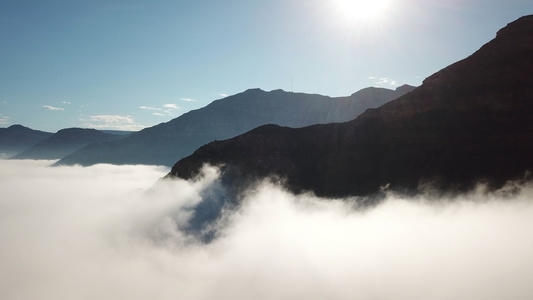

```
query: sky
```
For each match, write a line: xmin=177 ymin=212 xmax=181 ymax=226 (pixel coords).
xmin=1 ymin=159 xmax=533 ymax=299
xmin=1 ymin=0 xmax=532 ymax=132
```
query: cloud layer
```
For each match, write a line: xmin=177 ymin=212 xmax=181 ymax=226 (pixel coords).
xmin=1 ymin=160 xmax=533 ymax=300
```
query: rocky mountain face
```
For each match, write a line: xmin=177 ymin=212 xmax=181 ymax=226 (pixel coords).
xmin=11 ymin=128 xmax=125 ymax=160
xmin=169 ymin=15 xmax=533 ymax=198
xmin=56 ymin=85 xmax=414 ymax=167
xmin=0 ymin=125 xmax=53 ymax=158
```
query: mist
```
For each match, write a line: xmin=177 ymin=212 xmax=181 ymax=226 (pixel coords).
xmin=1 ymin=160 xmax=533 ymax=300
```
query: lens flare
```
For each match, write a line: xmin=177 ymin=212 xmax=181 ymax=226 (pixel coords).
xmin=333 ymin=0 xmax=393 ymax=24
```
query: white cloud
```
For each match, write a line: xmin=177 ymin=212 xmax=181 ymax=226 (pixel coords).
xmin=0 ymin=114 xmax=9 ymax=125
xmin=163 ymin=103 xmax=179 ymax=109
xmin=140 ymin=104 xmax=179 ymax=117
xmin=42 ymin=105 xmax=64 ymax=111
xmin=180 ymin=98 xmax=197 ymax=102
xmin=139 ymin=106 xmax=161 ymax=111
xmin=1 ymin=160 xmax=533 ymax=300
xmin=219 ymin=93 xmax=229 ymax=98
xmin=82 ymin=114 xmax=146 ymax=131
xmin=370 ymin=77 xmax=399 ymax=87
xmin=61 ymin=101 xmax=71 ymax=105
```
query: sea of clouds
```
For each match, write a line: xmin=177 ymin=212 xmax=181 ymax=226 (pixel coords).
xmin=1 ymin=159 xmax=533 ymax=300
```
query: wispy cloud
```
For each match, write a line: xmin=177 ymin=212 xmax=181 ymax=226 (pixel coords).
xmin=163 ymin=103 xmax=179 ymax=109
xmin=42 ymin=105 xmax=64 ymax=111
xmin=139 ymin=106 xmax=161 ymax=111
xmin=140 ymin=103 xmax=180 ymax=117
xmin=219 ymin=93 xmax=229 ymax=98
xmin=82 ymin=114 xmax=145 ymax=131
xmin=369 ymin=76 xmax=398 ymax=87
xmin=61 ymin=101 xmax=71 ymax=105
xmin=0 ymin=114 xmax=9 ymax=125
xmin=180 ymin=98 xmax=197 ymax=102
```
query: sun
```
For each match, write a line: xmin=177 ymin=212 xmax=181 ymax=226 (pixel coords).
xmin=333 ymin=0 xmax=392 ymax=24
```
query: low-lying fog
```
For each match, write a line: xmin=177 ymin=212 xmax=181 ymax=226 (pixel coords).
xmin=1 ymin=160 xmax=533 ymax=300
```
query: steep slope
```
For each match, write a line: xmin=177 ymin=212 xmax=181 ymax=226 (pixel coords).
xmin=169 ymin=15 xmax=533 ymax=197
xmin=0 ymin=125 xmax=53 ymax=158
xmin=11 ymin=128 xmax=125 ymax=160
xmin=56 ymin=85 xmax=414 ymax=166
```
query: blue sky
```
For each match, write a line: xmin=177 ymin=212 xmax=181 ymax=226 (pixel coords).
xmin=1 ymin=0 xmax=532 ymax=132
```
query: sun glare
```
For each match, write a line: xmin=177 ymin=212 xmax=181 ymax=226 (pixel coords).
xmin=333 ymin=0 xmax=392 ymax=24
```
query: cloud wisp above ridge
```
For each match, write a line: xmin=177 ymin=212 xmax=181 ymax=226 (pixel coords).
xmin=1 ymin=160 xmax=533 ymax=300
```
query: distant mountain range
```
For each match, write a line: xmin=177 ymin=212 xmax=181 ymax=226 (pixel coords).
xmin=0 ymin=125 xmax=53 ymax=158
xmin=1 ymin=86 xmax=413 ymax=163
xmin=53 ymin=85 xmax=414 ymax=166
xmin=168 ymin=15 xmax=533 ymax=198
xmin=11 ymin=128 xmax=125 ymax=160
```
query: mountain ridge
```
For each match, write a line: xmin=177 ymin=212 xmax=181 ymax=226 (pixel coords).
xmin=168 ymin=15 xmax=533 ymax=198
xmin=55 ymin=85 xmax=414 ymax=166
xmin=11 ymin=128 xmax=126 ymax=160
xmin=0 ymin=125 xmax=53 ymax=158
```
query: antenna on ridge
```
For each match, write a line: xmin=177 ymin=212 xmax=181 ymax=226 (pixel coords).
xmin=291 ymin=77 xmax=293 ymax=93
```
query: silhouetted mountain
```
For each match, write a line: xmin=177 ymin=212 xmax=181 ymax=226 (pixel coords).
xmin=169 ymin=15 xmax=533 ymax=198
xmin=0 ymin=125 xmax=53 ymax=158
xmin=55 ymin=85 xmax=414 ymax=166
xmin=11 ymin=128 xmax=125 ymax=160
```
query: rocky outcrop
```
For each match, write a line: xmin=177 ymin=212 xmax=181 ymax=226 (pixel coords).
xmin=168 ymin=15 xmax=533 ymax=198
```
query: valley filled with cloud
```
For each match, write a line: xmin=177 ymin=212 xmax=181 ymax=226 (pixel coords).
xmin=1 ymin=160 xmax=533 ymax=299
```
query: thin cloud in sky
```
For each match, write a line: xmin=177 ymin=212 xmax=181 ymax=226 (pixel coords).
xmin=139 ymin=106 xmax=161 ymax=111
xmin=180 ymin=98 xmax=197 ymax=102
xmin=140 ymin=104 xmax=180 ymax=117
xmin=369 ymin=76 xmax=398 ymax=87
xmin=0 ymin=114 xmax=9 ymax=125
xmin=82 ymin=114 xmax=145 ymax=131
xmin=163 ymin=103 xmax=179 ymax=109
xmin=219 ymin=93 xmax=229 ymax=98
xmin=42 ymin=105 xmax=64 ymax=111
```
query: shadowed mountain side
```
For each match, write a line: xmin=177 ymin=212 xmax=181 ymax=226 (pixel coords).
xmin=0 ymin=125 xmax=53 ymax=158
xmin=11 ymin=128 xmax=125 ymax=160
xmin=168 ymin=15 xmax=533 ymax=198
xmin=56 ymin=86 xmax=414 ymax=167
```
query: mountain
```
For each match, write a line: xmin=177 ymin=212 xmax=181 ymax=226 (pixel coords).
xmin=168 ymin=15 xmax=533 ymax=198
xmin=11 ymin=128 xmax=125 ymax=160
xmin=0 ymin=125 xmax=53 ymax=158
xmin=55 ymin=85 xmax=414 ymax=167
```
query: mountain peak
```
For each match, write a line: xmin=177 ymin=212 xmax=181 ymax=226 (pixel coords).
xmin=243 ymin=88 xmax=265 ymax=93
xmin=496 ymin=15 xmax=533 ymax=38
